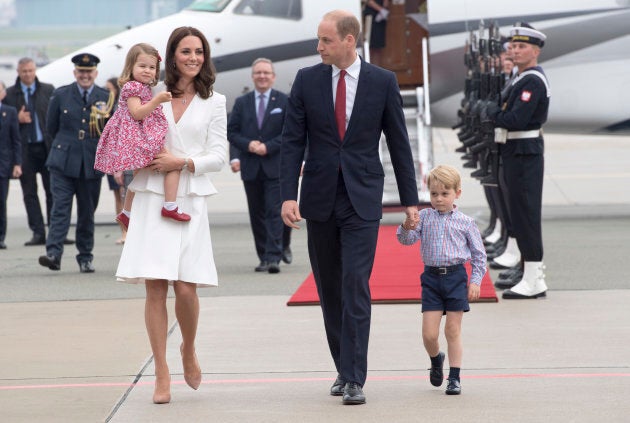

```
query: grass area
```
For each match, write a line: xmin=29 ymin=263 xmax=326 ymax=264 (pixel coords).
xmin=0 ymin=26 xmax=125 ymax=60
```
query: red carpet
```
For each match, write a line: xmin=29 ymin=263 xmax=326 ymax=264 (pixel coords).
xmin=287 ymin=225 xmax=497 ymax=306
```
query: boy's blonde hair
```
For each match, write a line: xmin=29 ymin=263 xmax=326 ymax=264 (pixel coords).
xmin=118 ymin=43 xmax=161 ymax=88
xmin=427 ymin=165 xmax=461 ymax=191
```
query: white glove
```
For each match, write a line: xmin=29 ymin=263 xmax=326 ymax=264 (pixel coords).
xmin=374 ymin=8 xmax=389 ymax=22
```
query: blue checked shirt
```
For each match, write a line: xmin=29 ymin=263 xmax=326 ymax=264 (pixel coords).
xmin=396 ymin=206 xmax=487 ymax=285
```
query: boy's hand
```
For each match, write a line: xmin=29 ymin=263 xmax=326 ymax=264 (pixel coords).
xmin=468 ymin=283 xmax=480 ymax=301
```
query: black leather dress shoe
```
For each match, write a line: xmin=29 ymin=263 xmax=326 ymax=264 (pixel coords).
xmin=268 ymin=261 xmax=280 ymax=274
xmin=24 ymin=235 xmax=46 ymax=246
xmin=255 ymin=261 xmax=269 ymax=272
xmin=63 ymin=238 xmax=75 ymax=245
xmin=79 ymin=261 xmax=95 ymax=273
xmin=430 ymin=351 xmax=445 ymax=387
xmin=0 ymin=241 xmax=6 ymax=249
xmin=281 ymin=247 xmax=292 ymax=264
xmin=342 ymin=383 xmax=366 ymax=405
xmin=39 ymin=255 xmax=61 ymax=271
xmin=502 ymin=289 xmax=546 ymax=299
xmin=330 ymin=375 xmax=345 ymax=396
xmin=445 ymin=378 xmax=461 ymax=395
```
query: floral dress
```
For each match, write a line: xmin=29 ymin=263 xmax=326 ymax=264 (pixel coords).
xmin=94 ymin=81 xmax=168 ymax=174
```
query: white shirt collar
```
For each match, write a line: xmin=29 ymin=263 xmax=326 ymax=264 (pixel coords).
xmin=332 ymin=54 xmax=361 ymax=79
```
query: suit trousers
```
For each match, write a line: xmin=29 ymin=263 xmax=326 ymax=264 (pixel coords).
xmin=243 ymin=170 xmax=283 ymax=262
xmin=0 ymin=177 xmax=9 ymax=242
xmin=502 ymin=153 xmax=544 ymax=261
xmin=306 ymin=176 xmax=379 ymax=386
xmin=47 ymin=170 xmax=101 ymax=263
xmin=20 ymin=143 xmax=52 ymax=236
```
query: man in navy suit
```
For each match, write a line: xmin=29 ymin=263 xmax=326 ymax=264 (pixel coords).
xmin=38 ymin=53 xmax=109 ymax=273
xmin=0 ymin=81 xmax=23 ymax=249
xmin=281 ymin=10 xmax=419 ymax=405
xmin=228 ymin=58 xmax=289 ymax=274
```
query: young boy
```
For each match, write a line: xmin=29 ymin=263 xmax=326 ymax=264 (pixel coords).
xmin=396 ymin=165 xmax=486 ymax=395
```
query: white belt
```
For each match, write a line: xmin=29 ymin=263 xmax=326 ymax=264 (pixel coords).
xmin=507 ymin=130 xmax=541 ymax=139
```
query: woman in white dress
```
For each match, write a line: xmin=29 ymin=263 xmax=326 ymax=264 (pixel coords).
xmin=116 ymin=26 xmax=227 ymax=404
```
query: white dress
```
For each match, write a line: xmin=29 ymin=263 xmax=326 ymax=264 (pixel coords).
xmin=116 ymin=84 xmax=228 ymax=286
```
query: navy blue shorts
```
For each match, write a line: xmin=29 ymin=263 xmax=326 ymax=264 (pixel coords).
xmin=420 ymin=264 xmax=470 ymax=313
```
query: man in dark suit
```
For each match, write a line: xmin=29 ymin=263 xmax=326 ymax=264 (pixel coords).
xmin=3 ymin=57 xmax=67 ymax=246
xmin=38 ymin=53 xmax=109 ymax=273
xmin=281 ymin=10 xmax=419 ymax=405
xmin=0 ymin=81 xmax=23 ymax=249
xmin=228 ymin=58 xmax=289 ymax=274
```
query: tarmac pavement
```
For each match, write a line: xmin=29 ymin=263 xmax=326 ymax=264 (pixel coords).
xmin=0 ymin=128 xmax=629 ymax=422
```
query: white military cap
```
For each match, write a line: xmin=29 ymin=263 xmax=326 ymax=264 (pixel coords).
xmin=510 ymin=22 xmax=546 ymax=47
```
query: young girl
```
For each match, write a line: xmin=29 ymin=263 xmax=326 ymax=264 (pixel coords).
xmin=95 ymin=43 xmax=190 ymax=230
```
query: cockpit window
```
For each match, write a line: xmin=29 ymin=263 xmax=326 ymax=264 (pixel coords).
xmin=234 ymin=0 xmax=302 ymax=20
xmin=187 ymin=0 xmax=232 ymax=12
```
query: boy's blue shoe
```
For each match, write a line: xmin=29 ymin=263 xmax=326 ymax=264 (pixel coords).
xmin=429 ymin=351 xmax=445 ymax=387
xmin=445 ymin=378 xmax=461 ymax=395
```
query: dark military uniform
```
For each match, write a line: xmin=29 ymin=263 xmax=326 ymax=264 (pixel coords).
xmin=40 ymin=53 xmax=109 ymax=272
xmin=493 ymin=67 xmax=549 ymax=262
xmin=488 ymin=23 xmax=550 ymax=299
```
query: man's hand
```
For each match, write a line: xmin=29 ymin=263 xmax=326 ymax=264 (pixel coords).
xmin=18 ymin=106 xmax=32 ymax=124
xmin=12 ymin=165 xmax=22 ymax=179
xmin=281 ymin=200 xmax=302 ymax=229
xmin=230 ymin=160 xmax=241 ymax=173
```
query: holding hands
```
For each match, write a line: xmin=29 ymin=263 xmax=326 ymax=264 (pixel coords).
xmin=402 ymin=206 xmax=420 ymax=230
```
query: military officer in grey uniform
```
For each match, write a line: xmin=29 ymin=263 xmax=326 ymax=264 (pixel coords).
xmin=38 ymin=53 xmax=110 ymax=273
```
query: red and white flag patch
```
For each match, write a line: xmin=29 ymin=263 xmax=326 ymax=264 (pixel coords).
xmin=521 ymin=90 xmax=532 ymax=102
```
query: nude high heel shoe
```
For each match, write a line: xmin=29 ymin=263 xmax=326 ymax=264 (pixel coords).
xmin=180 ymin=343 xmax=202 ymax=390
xmin=153 ymin=374 xmax=171 ymax=404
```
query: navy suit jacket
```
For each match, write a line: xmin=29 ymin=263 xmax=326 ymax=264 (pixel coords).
xmin=281 ymin=59 xmax=418 ymax=221
xmin=228 ymin=89 xmax=288 ymax=181
xmin=0 ymin=104 xmax=22 ymax=178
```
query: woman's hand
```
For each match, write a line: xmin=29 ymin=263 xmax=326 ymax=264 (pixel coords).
xmin=149 ymin=148 xmax=181 ymax=173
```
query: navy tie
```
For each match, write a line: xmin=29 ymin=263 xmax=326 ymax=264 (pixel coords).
xmin=82 ymin=89 xmax=88 ymax=105
xmin=27 ymin=87 xmax=38 ymax=143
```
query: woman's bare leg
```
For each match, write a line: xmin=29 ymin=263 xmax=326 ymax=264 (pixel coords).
xmin=145 ymin=280 xmax=171 ymax=403
xmin=174 ymin=281 xmax=201 ymax=389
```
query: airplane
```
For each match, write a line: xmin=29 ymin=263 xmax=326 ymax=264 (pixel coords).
xmin=35 ymin=0 xmax=630 ymax=134
xmin=33 ymin=0 xmax=630 ymax=203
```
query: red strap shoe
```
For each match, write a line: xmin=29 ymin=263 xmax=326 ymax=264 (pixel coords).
xmin=161 ymin=207 xmax=191 ymax=222
xmin=115 ymin=212 xmax=129 ymax=230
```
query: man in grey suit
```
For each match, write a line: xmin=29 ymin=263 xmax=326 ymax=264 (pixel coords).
xmin=38 ymin=53 xmax=109 ymax=273
xmin=281 ymin=10 xmax=419 ymax=405
xmin=228 ymin=58 xmax=288 ymax=274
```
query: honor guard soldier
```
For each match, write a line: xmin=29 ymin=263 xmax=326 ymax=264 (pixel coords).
xmin=38 ymin=53 xmax=110 ymax=273
xmin=487 ymin=23 xmax=550 ymax=299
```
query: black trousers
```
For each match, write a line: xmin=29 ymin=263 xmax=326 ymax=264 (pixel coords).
xmin=502 ymin=153 xmax=544 ymax=261
xmin=19 ymin=143 xmax=52 ymax=237
xmin=0 ymin=177 xmax=9 ymax=242
xmin=243 ymin=171 xmax=283 ymax=262
xmin=306 ymin=177 xmax=379 ymax=386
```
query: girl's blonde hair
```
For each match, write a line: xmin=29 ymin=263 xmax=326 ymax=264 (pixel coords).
xmin=118 ymin=43 xmax=161 ymax=87
xmin=427 ymin=165 xmax=462 ymax=191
